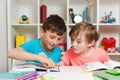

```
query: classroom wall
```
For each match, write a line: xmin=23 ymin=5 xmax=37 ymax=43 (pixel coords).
xmin=0 ymin=0 xmax=7 ymax=73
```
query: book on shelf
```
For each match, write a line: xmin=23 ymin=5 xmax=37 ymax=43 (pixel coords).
xmin=12 ymin=62 xmax=60 ymax=72
xmin=83 ymin=60 xmax=120 ymax=71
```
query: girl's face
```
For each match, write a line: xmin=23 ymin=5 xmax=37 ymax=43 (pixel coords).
xmin=71 ymin=34 xmax=89 ymax=54
xmin=41 ymin=29 xmax=64 ymax=52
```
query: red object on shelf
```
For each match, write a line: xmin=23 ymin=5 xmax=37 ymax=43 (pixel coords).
xmin=101 ymin=37 xmax=108 ymax=51
xmin=58 ymin=43 xmax=67 ymax=51
xmin=40 ymin=4 xmax=47 ymax=23
xmin=109 ymin=37 xmax=116 ymax=48
xmin=101 ymin=37 xmax=116 ymax=51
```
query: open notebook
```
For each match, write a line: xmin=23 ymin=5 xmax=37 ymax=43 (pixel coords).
xmin=12 ymin=62 xmax=60 ymax=72
xmin=83 ymin=60 xmax=120 ymax=71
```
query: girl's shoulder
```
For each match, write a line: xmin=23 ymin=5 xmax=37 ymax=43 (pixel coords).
xmin=67 ymin=48 xmax=73 ymax=52
xmin=65 ymin=48 xmax=74 ymax=55
xmin=95 ymin=46 xmax=105 ymax=51
xmin=94 ymin=46 xmax=106 ymax=54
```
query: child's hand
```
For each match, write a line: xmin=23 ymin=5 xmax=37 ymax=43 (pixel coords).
xmin=56 ymin=61 xmax=65 ymax=66
xmin=38 ymin=52 xmax=56 ymax=68
xmin=39 ymin=52 xmax=47 ymax=58
xmin=42 ymin=58 xmax=56 ymax=68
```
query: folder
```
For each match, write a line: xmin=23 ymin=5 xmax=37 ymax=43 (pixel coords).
xmin=93 ymin=69 xmax=120 ymax=80
xmin=16 ymin=34 xmax=24 ymax=47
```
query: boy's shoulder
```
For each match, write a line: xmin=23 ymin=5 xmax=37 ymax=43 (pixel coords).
xmin=31 ymin=38 xmax=40 ymax=41
xmin=27 ymin=39 xmax=40 ymax=43
xmin=21 ymin=39 xmax=40 ymax=46
xmin=54 ymin=45 xmax=61 ymax=50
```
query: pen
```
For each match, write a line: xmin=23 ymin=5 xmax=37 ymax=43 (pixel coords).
xmin=36 ymin=68 xmax=47 ymax=72
xmin=16 ymin=71 xmax=37 ymax=80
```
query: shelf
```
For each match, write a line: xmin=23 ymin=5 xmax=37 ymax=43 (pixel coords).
xmin=11 ymin=24 xmax=38 ymax=26
xmin=99 ymin=0 xmax=120 ymax=24
xmin=10 ymin=0 xmax=38 ymax=24
xmin=7 ymin=0 xmax=120 ymax=49
xmin=41 ymin=0 xmax=67 ymax=21
xmin=98 ymin=23 xmax=120 ymax=26
xmin=69 ymin=0 xmax=97 ymax=24
xmin=108 ymin=53 xmax=120 ymax=55
xmin=7 ymin=0 xmax=120 ymax=70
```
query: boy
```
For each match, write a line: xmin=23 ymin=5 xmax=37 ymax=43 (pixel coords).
xmin=57 ymin=22 xmax=110 ymax=66
xmin=8 ymin=15 xmax=66 ymax=68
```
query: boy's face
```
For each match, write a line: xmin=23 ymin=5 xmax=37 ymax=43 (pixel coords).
xmin=41 ymin=29 xmax=64 ymax=52
xmin=71 ymin=33 xmax=89 ymax=54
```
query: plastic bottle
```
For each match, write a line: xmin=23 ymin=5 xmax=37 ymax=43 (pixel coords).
xmin=40 ymin=2 xmax=47 ymax=23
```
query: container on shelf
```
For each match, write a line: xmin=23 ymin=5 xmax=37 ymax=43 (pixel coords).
xmin=101 ymin=37 xmax=116 ymax=53
xmin=40 ymin=3 xmax=47 ymax=23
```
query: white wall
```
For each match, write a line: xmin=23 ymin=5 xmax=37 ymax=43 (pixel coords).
xmin=0 ymin=0 xmax=7 ymax=73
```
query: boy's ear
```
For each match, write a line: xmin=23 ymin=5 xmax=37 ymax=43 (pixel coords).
xmin=88 ymin=40 xmax=95 ymax=47
xmin=40 ymin=28 xmax=45 ymax=36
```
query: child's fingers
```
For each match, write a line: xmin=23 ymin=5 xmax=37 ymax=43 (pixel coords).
xmin=48 ymin=59 xmax=56 ymax=68
xmin=39 ymin=52 xmax=47 ymax=57
xmin=42 ymin=63 xmax=49 ymax=68
xmin=44 ymin=59 xmax=56 ymax=68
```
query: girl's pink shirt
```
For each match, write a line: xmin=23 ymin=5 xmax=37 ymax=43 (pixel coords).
xmin=61 ymin=47 xmax=110 ymax=66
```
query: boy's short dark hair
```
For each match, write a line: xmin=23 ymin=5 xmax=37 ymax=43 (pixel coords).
xmin=42 ymin=15 xmax=66 ymax=36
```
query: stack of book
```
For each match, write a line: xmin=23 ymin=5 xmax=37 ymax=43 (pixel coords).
xmin=0 ymin=71 xmax=37 ymax=80
xmin=12 ymin=62 xmax=60 ymax=72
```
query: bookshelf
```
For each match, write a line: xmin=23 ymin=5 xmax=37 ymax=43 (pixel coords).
xmin=7 ymin=0 xmax=120 ymax=70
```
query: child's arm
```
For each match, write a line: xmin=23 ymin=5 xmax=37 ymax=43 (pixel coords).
xmin=8 ymin=47 xmax=56 ymax=68
xmin=56 ymin=61 xmax=65 ymax=66
xmin=8 ymin=47 xmax=38 ymax=60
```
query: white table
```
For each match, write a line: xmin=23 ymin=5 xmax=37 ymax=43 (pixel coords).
xmin=37 ymin=66 xmax=95 ymax=80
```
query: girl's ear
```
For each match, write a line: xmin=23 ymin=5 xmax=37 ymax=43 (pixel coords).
xmin=40 ymin=28 xmax=45 ymax=36
xmin=88 ymin=40 xmax=95 ymax=47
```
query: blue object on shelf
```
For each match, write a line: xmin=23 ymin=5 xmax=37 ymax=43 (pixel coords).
xmin=22 ymin=15 xmax=27 ymax=21
xmin=82 ymin=7 xmax=89 ymax=22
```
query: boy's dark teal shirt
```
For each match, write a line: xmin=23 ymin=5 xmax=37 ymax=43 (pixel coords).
xmin=20 ymin=39 xmax=62 ymax=64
